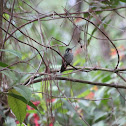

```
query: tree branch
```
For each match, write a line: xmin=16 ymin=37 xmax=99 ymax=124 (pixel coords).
xmin=27 ymin=76 xmax=126 ymax=89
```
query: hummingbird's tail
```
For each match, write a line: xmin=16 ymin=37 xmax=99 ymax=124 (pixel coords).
xmin=60 ymin=63 xmax=68 ymax=73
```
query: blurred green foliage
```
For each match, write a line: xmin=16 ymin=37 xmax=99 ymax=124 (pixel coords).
xmin=1 ymin=0 xmax=126 ymax=125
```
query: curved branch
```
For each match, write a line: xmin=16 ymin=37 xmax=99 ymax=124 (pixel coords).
xmin=51 ymin=66 xmax=126 ymax=73
xmin=27 ymin=76 xmax=126 ymax=89
xmin=57 ymin=15 xmax=120 ymax=70
xmin=22 ymin=66 xmax=126 ymax=86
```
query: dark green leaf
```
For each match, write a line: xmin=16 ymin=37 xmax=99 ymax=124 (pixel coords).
xmin=14 ymin=85 xmax=32 ymax=102
xmin=8 ymin=89 xmax=26 ymax=124
xmin=7 ymin=92 xmax=38 ymax=110
xmin=120 ymin=0 xmax=126 ymax=3
xmin=102 ymin=75 xmax=111 ymax=83
xmin=28 ymin=101 xmax=38 ymax=111
xmin=0 ymin=62 xmax=8 ymax=67
xmin=83 ymin=13 xmax=90 ymax=18
xmin=0 ymin=49 xmax=22 ymax=59
xmin=77 ymin=89 xmax=90 ymax=98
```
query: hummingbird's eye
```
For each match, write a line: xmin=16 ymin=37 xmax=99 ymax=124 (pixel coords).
xmin=66 ymin=50 xmax=68 ymax=53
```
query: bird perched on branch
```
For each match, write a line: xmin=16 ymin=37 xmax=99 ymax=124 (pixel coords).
xmin=60 ymin=48 xmax=73 ymax=72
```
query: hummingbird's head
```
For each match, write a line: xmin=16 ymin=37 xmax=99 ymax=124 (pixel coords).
xmin=65 ymin=48 xmax=72 ymax=53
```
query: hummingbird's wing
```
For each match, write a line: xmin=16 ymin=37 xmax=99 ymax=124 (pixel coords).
xmin=60 ymin=53 xmax=69 ymax=72
xmin=60 ymin=52 xmax=73 ymax=72
xmin=60 ymin=62 xmax=67 ymax=72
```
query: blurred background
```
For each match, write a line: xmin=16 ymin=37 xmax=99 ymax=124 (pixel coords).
xmin=1 ymin=0 xmax=126 ymax=126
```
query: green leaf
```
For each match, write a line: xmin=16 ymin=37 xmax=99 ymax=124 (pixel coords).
xmin=28 ymin=101 xmax=38 ymax=111
xmin=101 ymin=0 xmax=119 ymax=5
xmin=54 ymin=121 xmax=62 ymax=126
xmin=95 ymin=87 xmax=107 ymax=102
xmin=3 ymin=13 xmax=10 ymax=19
xmin=8 ymin=89 xmax=27 ymax=124
xmin=0 ymin=62 xmax=8 ymax=67
xmin=88 ymin=27 xmax=97 ymax=45
xmin=119 ymin=89 xmax=125 ymax=106
xmin=77 ymin=89 xmax=90 ymax=98
xmin=7 ymin=92 xmax=38 ymax=111
xmin=92 ymin=121 xmax=104 ymax=126
xmin=0 ymin=49 xmax=22 ymax=59
xmin=57 ymin=108 xmax=68 ymax=114
xmin=70 ymin=88 xmax=74 ymax=97
xmin=83 ymin=13 xmax=90 ymax=18
xmin=52 ymin=102 xmax=62 ymax=110
xmin=112 ymin=0 xmax=120 ymax=5
xmin=104 ymin=19 xmax=111 ymax=29
xmin=73 ymin=59 xmax=81 ymax=66
xmin=27 ymin=109 xmax=37 ymax=114
xmin=120 ymin=0 xmax=126 ymax=2
xmin=94 ymin=111 xmax=107 ymax=122
xmin=1 ymin=71 xmax=17 ymax=81
xmin=17 ymin=123 xmax=27 ymax=126
xmin=14 ymin=85 xmax=32 ymax=102
xmin=102 ymin=75 xmax=111 ymax=83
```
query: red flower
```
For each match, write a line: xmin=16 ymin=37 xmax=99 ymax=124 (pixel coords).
xmin=27 ymin=101 xmax=40 ymax=126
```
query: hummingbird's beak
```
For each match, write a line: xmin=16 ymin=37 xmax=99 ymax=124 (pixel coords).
xmin=71 ymin=45 xmax=76 ymax=49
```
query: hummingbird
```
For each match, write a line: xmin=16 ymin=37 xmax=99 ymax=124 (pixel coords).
xmin=60 ymin=48 xmax=73 ymax=72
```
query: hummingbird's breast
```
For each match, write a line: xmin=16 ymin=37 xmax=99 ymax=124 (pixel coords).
xmin=64 ymin=52 xmax=73 ymax=64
